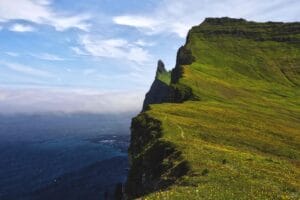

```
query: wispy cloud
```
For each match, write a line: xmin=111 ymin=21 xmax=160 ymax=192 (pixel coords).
xmin=134 ymin=39 xmax=155 ymax=47
xmin=9 ymin=24 xmax=35 ymax=32
xmin=70 ymin=46 xmax=88 ymax=56
xmin=113 ymin=0 xmax=300 ymax=38
xmin=2 ymin=61 xmax=53 ymax=78
xmin=5 ymin=52 xmax=19 ymax=57
xmin=51 ymin=14 xmax=91 ymax=31
xmin=113 ymin=16 xmax=159 ymax=30
xmin=30 ymin=53 xmax=65 ymax=61
xmin=0 ymin=0 xmax=90 ymax=31
xmin=75 ymin=35 xmax=152 ymax=64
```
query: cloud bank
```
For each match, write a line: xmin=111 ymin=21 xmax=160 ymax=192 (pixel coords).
xmin=0 ymin=87 xmax=144 ymax=114
xmin=0 ymin=0 xmax=90 ymax=31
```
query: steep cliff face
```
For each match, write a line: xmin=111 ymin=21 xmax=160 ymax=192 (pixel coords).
xmin=126 ymin=114 xmax=190 ymax=198
xmin=127 ymin=52 xmax=194 ymax=199
xmin=126 ymin=17 xmax=300 ymax=199
xmin=143 ymin=48 xmax=196 ymax=112
xmin=142 ymin=60 xmax=170 ymax=111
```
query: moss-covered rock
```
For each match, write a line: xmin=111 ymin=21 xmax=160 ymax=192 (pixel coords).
xmin=126 ymin=114 xmax=189 ymax=199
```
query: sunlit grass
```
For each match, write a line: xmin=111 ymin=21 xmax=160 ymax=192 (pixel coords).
xmin=132 ymin=18 xmax=300 ymax=199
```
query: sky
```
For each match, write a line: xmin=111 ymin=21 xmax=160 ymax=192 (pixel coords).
xmin=0 ymin=0 xmax=299 ymax=114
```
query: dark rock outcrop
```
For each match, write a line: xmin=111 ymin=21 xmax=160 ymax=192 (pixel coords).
xmin=171 ymin=45 xmax=195 ymax=84
xmin=142 ymin=60 xmax=170 ymax=111
xmin=142 ymin=48 xmax=196 ymax=111
xmin=156 ymin=60 xmax=166 ymax=76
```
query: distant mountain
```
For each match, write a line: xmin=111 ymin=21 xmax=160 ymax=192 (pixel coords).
xmin=126 ymin=18 xmax=300 ymax=199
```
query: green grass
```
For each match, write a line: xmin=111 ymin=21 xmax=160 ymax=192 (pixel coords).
xmin=157 ymin=70 xmax=171 ymax=85
xmin=129 ymin=18 xmax=300 ymax=199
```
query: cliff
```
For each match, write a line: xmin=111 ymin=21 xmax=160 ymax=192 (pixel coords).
xmin=126 ymin=17 xmax=300 ymax=199
xmin=143 ymin=48 xmax=196 ymax=112
xmin=142 ymin=60 xmax=170 ymax=111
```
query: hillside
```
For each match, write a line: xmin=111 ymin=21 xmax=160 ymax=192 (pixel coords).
xmin=126 ymin=17 xmax=300 ymax=200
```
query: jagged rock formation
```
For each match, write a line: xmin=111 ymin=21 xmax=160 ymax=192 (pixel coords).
xmin=143 ymin=49 xmax=196 ymax=112
xmin=142 ymin=60 xmax=170 ymax=111
xmin=156 ymin=60 xmax=166 ymax=76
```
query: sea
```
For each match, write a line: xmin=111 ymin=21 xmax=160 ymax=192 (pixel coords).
xmin=0 ymin=113 xmax=133 ymax=200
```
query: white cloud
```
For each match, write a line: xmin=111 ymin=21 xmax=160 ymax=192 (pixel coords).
xmin=113 ymin=16 xmax=159 ymax=30
xmin=2 ymin=61 xmax=53 ymax=78
xmin=127 ymin=47 xmax=151 ymax=64
xmin=9 ymin=24 xmax=35 ymax=32
xmin=113 ymin=0 xmax=300 ymax=38
xmin=30 ymin=53 xmax=64 ymax=61
xmin=0 ymin=87 xmax=144 ymax=114
xmin=76 ymin=35 xmax=151 ymax=64
xmin=5 ymin=52 xmax=64 ymax=61
xmin=50 ymin=14 xmax=90 ymax=31
xmin=0 ymin=0 xmax=90 ymax=31
xmin=70 ymin=46 xmax=88 ymax=56
xmin=135 ymin=39 xmax=155 ymax=47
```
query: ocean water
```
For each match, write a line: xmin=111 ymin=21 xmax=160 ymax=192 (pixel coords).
xmin=0 ymin=113 xmax=132 ymax=200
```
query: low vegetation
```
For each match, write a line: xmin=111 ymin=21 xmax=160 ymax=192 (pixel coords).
xmin=126 ymin=18 xmax=300 ymax=199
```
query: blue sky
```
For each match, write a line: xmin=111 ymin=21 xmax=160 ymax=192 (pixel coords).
xmin=0 ymin=0 xmax=299 ymax=114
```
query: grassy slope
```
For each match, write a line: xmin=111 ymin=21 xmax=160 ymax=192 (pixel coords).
xmin=143 ymin=19 xmax=300 ymax=199
xmin=157 ymin=70 xmax=171 ymax=85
